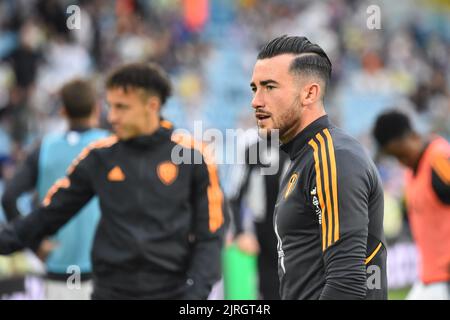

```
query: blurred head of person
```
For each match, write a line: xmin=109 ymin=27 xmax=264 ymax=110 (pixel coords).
xmin=60 ymin=78 xmax=99 ymax=129
xmin=373 ymin=110 xmax=424 ymax=169
xmin=250 ymin=35 xmax=332 ymax=143
xmin=105 ymin=63 xmax=172 ymax=140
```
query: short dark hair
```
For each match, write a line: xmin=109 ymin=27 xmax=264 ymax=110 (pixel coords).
xmin=373 ymin=110 xmax=413 ymax=147
xmin=106 ymin=63 xmax=172 ymax=105
xmin=60 ymin=79 xmax=96 ymax=119
xmin=257 ymin=35 xmax=332 ymax=90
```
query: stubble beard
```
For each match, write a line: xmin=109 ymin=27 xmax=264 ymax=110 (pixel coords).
xmin=278 ymin=95 xmax=301 ymax=143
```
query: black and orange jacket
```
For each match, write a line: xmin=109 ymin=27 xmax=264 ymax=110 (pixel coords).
xmin=0 ymin=124 xmax=225 ymax=299
xmin=275 ymin=115 xmax=387 ymax=300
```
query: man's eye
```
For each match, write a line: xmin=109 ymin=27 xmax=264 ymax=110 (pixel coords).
xmin=266 ymin=85 xmax=275 ymax=91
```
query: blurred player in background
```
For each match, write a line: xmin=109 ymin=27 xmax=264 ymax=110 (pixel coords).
xmin=0 ymin=63 xmax=225 ymax=299
xmin=230 ymin=139 xmax=289 ymax=299
xmin=1 ymin=78 xmax=108 ymax=299
xmin=374 ymin=110 xmax=450 ymax=300
xmin=251 ymin=35 xmax=387 ymax=299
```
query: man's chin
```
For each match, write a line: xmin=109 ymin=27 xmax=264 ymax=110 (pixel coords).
xmin=114 ymin=131 xmax=128 ymax=141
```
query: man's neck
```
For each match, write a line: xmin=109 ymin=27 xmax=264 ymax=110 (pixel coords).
xmin=141 ymin=122 xmax=161 ymax=136
xmin=134 ymin=112 xmax=162 ymax=137
xmin=281 ymin=108 xmax=327 ymax=144
xmin=411 ymin=139 xmax=428 ymax=173
xmin=68 ymin=119 xmax=93 ymax=131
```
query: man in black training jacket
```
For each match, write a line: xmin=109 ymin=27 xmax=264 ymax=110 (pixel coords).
xmin=250 ymin=35 xmax=387 ymax=300
xmin=0 ymin=63 xmax=225 ymax=300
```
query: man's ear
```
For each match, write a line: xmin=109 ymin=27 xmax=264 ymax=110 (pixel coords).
xmin=411 ymin=131 xmax=421 ymax=141
xmin=301 ymin=82 xmax=321 ymax=106
xmin=147 ymin=96 xmax=161 ymax=112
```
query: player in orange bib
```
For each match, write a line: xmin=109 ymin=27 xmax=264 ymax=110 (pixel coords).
xmin=374 ymin=110 xmax=450 ymax=300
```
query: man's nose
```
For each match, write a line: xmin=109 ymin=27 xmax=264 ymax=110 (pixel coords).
xmin=251 ymin=90 xmax=264 ymax=110
xmin=107 ymin=108 xmax=117 ymax=124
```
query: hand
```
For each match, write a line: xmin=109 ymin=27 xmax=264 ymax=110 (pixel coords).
xmin=36 ymin=239 xmax=58 ymax=262
xmin=235 ymin=233 xmax=260 ymax=255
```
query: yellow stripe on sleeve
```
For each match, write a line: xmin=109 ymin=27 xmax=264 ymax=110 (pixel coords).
xmin=316 ymin=133 xmax=333 ymax=248
xmin=308 ymin=139 xmax=327 ymax=251
xmin=324 ymin=129 xmax=339 ymax=242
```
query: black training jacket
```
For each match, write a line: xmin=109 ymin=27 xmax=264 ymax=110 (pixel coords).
xmin=275 ymin=115 xmax=387 ymax=300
